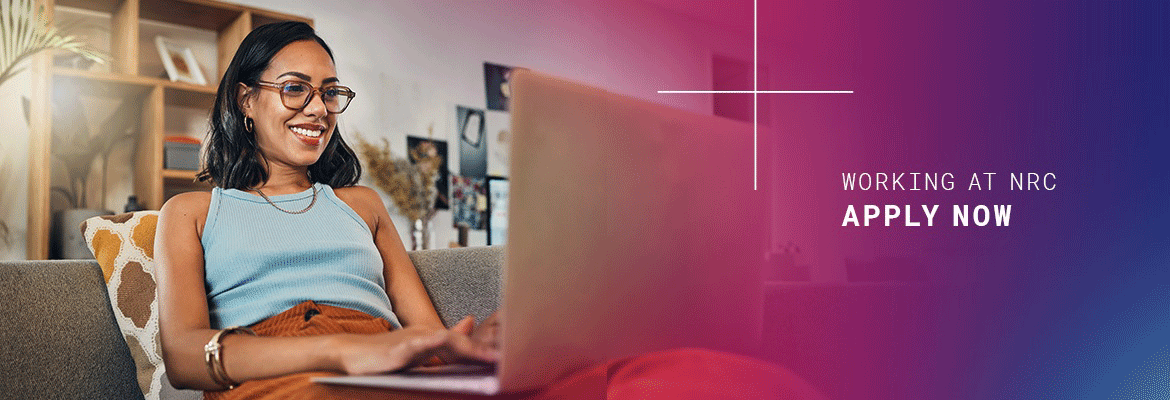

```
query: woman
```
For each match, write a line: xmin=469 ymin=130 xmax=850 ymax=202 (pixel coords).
xmin=157 ymin=21 xmax=822 ymax=400
xmin=157 ymin=21 xmax=499 ymax=399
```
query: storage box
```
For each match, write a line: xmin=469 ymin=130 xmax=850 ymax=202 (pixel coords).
xmin=164 ymin=137 xmax=201 ymax=170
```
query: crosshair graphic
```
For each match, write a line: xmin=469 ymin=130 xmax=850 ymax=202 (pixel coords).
xmin=658 ymin=0 xmax=853 ymax=190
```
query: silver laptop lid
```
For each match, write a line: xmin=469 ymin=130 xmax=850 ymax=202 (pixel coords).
xmin=501 ymin=70 xmax=765 ymax=392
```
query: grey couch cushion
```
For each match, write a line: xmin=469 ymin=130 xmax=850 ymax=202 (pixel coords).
xmin=409 ymin=246 xmax=504 ymax=327
xmin=0 ymin=260 xmax=145 ymax=400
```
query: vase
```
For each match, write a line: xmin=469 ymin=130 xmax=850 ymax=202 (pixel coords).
xmin=410 ymin=218 xmax=432 ymax=250
xmin=51 ymin=208 xmax=113 ymax=259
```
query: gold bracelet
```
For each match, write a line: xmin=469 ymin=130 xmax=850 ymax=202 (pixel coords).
xmin=204 ymin=326 xmax=256 ymax=389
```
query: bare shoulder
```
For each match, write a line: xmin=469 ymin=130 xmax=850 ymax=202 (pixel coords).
xmin=332 ymin=185 xmax=387 ymax=232
xmin=332 ymin=185 xmax=383 ymax=212
xmin=160 ymin=191 xmax=211 ymax=218
xmin=159 ymin=191 xmax=212 ymax=233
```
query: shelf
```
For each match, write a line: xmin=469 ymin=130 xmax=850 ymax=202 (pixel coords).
xmin=53 ymin=67 xmax=155 ymax=90
xmin=162 ymin=78 xmax=218 ymax=94
xmin=29 ymin=0 xmax=312 ymax=259
xmin=56 ymin=0 xmax=120 ymax=14
xmin=251 ymin=8 xmax=312 ymax=28
xmin=141 ymin=0 xmax=245 ymax=31
xmin=53 ymin=67 xmax=217 ymax=109
xmin=163 ymin=170 xmax=211 ymax=195
xmin=59 ymin=0 xmax=312 ymax=28
xmin=163 ymin=169 xmax=211 ymax=206
xmin=53 ymin=67 xmax=217 ymax=92
xmin=165 ymin=85 xmax=217 ymax=110
xmin=162 ymin=169 xmax=199 ymax=180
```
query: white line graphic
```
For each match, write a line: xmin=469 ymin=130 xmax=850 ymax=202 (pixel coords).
xmin=658 ymin=0 xmax=853 ymax=190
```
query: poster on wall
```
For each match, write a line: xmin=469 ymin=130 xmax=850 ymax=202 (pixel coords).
xmin=485 ymin=110 xmax=511 ymax=177
xmin=406 ymin=136 xmax=449 ymax=210
xmin=484 ymin=62 xmax=514 ymax=111
xmin=457 ymin=106 xmax=487 ymax=177
xmin=451 ymin=175 xmax=487 ymax=230
xmin=487 ymin=177 xmax=509 ymax=245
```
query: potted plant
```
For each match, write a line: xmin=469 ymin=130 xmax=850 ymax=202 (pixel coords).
xmin=45 ymin=93 xmax=139 ymax=259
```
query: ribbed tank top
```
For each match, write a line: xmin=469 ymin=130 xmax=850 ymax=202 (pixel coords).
xmin=202 ymin=182 xmax=401 ymax=329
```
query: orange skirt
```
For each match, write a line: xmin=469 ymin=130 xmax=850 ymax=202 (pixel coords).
xmin=204 ymin=301 xmax=823 ymax=400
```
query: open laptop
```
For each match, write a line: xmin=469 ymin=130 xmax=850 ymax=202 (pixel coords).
xmin=313 ymin=70 xmax=766 ymax=395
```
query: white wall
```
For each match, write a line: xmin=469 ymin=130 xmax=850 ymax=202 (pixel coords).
xmin=0 ymin=71 xmax=31 ymax=260
xmin=0 ymin=0 xmax=751 ymax=258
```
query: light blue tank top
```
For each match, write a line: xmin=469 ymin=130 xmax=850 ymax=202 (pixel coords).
xmin=202 ymin=182 xmax=401 ymax=329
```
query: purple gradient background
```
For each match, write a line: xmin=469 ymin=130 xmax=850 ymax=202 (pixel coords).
xmin=639 ymin=0 xmax=1168 ymax=398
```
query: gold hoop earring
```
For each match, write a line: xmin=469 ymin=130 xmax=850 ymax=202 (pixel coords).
xmin=244 ymin=117 xmax=254 ymax=133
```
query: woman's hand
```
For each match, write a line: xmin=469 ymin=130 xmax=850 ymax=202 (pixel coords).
xmin=332 ymin=326 xmax=498 ymax=375
xmin=452 ymin=312 xmax=501 ymax=352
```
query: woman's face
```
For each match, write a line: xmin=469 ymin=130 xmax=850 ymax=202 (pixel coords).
xmin=242 ymin=40 xmax=339 ymax=171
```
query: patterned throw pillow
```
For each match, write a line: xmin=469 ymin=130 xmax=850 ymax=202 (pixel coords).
xmin=82 ymin=211 xmax=200 ymax=400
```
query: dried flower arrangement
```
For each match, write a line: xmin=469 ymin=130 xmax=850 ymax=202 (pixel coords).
xmin=354 ymin=134 xmax=443 ymax=223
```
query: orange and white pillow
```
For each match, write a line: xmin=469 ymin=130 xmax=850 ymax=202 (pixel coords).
xmin=82 ymin=211 xmax=170 ymax=400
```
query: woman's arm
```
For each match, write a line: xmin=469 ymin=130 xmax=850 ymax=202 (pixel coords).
xmin=336 ymin=186 xmax=446 ymax=331
xmin=355 ymin=186 xmax=501 ymax=350
xmin=156 ymin=192 xmax=493 ymax=390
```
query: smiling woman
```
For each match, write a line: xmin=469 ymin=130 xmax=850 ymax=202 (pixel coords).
xmin=155 ymin=22 xmax=500 ymax=399
xmin=241 ymin=41 xmax=341 ymax=170
xmin=195 ymin=24 xmax=360 ymax=191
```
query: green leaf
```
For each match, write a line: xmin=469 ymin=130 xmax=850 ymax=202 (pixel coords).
xmin=0 ymin=0 xmax=107 ymax=89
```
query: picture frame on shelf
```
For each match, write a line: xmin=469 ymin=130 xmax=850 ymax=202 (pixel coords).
xmin=155 ymin=36 xmax=207 ymax=85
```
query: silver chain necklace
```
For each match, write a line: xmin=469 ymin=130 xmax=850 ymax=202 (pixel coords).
xmin=254 ymin=185 xmax=318 ymax=214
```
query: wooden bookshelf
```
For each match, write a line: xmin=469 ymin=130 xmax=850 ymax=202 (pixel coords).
xmin=27 ymin=0 xmax=312 ymax=259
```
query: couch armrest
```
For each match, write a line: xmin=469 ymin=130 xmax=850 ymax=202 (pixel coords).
xmin=0 ymin=260 xmax=145 ymax=399
xmin=408 ymin=246 xmax=504 ymax=327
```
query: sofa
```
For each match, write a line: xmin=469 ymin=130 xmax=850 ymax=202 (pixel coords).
xmin=0 ymin=246 xmax=504 ymax=399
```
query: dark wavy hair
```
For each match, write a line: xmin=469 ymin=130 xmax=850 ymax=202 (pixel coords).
xmin=197 ymin=21 xmax=360 ymax=189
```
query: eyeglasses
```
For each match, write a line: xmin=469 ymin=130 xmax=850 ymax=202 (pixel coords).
xmin=255 ymin=80 xmax=356 ymax=114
